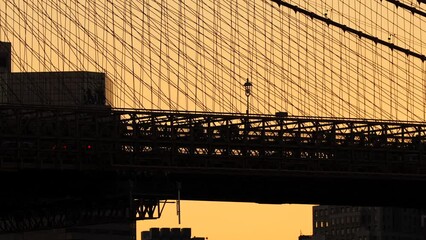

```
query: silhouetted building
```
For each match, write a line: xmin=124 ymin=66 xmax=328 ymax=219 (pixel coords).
xmin=1 ymin=223 xmax=134 ymax=240
xmin=309 ymin=205 xmax=426 ymax=240
xmin=3 ymin=71 xmax=108 ymax=105
xmin=299 ymin=233 xmax=325 ymax=240
xmin=0 ymin=41 xmax=11 ymax=73
xmin=0 ymin=41 xmax=123 ymax=239
xmin=0 ymin=41 xmax=112 ymax=106
xmin=141 ymin=228 xmax=206 ymax=240
xmin=299 ymin=235 xmax=313 ymax=240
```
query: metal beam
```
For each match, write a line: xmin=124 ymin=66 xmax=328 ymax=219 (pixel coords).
xmin=270 ymin=0 xmax=426 ymax=61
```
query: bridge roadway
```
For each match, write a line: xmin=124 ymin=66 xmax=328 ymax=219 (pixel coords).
xmin=1 ymin=104 xmax=426 ymax=232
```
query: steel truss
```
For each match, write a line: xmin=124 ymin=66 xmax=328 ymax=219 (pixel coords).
xmin=0 ymin=194 xmax=166 ymax=233
xmin=1 ymin=104 xmax=426 ymax=174
xmin=2 ymin=104 xmax=426 ymax=232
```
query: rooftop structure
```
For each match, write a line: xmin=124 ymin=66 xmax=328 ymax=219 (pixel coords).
xmin=0 ymin=41 xmax=11 ymax=73
xmin=141 ymin=228 xmax=206 ymax=240
xmin=0 ymin=42 xmax=112 ymax=107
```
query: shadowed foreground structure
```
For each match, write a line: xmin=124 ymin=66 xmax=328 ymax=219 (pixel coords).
xmin=1 ymin=104 xmax=426 ymax=234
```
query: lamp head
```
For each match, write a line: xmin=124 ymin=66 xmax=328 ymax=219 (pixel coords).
xmin=244 ymin=78 xmax=252 ymax=97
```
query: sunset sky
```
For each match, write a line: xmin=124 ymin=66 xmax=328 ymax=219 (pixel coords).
xmin=3 ymin=0 xmax=424 ymax=120
xmin=1 ymin=1 xmax=424 ymax=239
xmin=137 ymin=201 xmax=314 ymax=240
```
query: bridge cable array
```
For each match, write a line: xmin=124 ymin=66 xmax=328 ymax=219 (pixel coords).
xmin=0 ymin=0 xmax=426 ymax=121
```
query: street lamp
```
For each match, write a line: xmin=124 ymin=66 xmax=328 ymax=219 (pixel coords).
xmin=243 ymin=78 xmax=252 ymax=115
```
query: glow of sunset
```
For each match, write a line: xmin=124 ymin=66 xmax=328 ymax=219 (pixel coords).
xmin=137 ymin=201 xmax=314 ymax=240
xmin=1 ymin=0 xmax=424 ymax=240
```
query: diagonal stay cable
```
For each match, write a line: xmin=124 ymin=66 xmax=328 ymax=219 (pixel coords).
xmin=385 ymin=0 xmax=426 ymax=18
xmin=270 ymin=0 xmax=426 ymax=61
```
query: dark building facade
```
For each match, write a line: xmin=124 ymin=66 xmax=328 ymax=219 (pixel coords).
xmin=3 ymin=71 xmax=107 ymax=106
xmin=0 ymin=41 xmax=11 ymax=73
xmin=299 ymin=235 xmax=313 ymax=240
xmin=1 ymin=223 xmax=134 ymax=240
xmin=0 ymin=41 xmax=112 ymax=107
xmin=311 ymin=205 xmax=426 ymax=240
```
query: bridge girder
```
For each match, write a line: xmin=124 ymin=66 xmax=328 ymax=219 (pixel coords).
xmin=1 ymin=104 xmax=426 ymax=232
xmin=1 ymin=104 xmax=426 ymax=174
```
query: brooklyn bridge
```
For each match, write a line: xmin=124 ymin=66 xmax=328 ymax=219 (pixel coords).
xmin=1 ymin=0 xmax=426 ymax=237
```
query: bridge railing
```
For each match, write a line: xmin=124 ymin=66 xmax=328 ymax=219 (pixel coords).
xmin=1 ymin=104 xmax=426 ymax=175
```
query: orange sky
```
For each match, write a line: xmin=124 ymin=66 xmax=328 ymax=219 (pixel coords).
xmin=137 ymin=201 xmax=314 ymax=240
xmin=1 ymin=2 xmax=421 ymax=240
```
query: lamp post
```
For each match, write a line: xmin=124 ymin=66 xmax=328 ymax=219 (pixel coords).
xmin=243 ymin=78 xmax=252 ymax=116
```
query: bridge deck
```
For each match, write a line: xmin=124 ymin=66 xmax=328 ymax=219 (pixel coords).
xmin=1 ymin=104 xmax=426 ymax=175
xmin=1 ymin=104 xmax=426 ymax=233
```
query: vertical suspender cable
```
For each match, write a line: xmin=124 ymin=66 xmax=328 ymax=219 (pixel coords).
xmin=132 ymin=1 xmax=137 ymax=108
